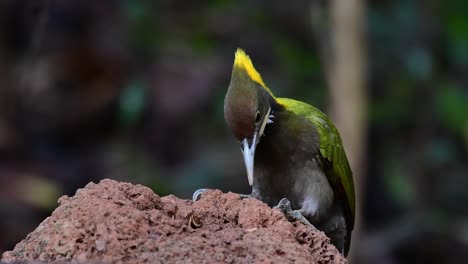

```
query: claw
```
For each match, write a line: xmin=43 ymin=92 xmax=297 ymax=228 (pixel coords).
xmin=192 ymin=188 xmax=208 ymax=201
xmin=274 ymin=198 xmax=315 ymax=228
xmin=274 ymin=198 xmax=293 ymax=213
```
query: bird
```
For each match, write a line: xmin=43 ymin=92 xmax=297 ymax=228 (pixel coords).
xmin=194 ymin=48 xmax=355 ymax=256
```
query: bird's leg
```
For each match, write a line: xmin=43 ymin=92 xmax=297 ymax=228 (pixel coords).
xmin=274 ymin=198 xmax=316 ymax=228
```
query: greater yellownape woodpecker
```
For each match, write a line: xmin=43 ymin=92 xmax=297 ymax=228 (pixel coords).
xmin=194 ymin=48 xmax=355 ymax=256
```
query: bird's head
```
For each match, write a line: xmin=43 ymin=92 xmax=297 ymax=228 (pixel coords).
xmin=224 ymin=48 xmax=275 ymax=186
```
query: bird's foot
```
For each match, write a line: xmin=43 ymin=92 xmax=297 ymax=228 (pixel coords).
xmin=192 ymin=188 xmax=208 ymax=201
xmin=274 ymin=198 xmax=316 ymax=228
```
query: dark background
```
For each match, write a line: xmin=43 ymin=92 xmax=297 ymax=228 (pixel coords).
xmin=0 ymin=1 xmax=467 ymax=263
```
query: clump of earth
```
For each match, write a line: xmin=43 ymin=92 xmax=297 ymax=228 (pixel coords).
xmin=2 ymin=179 xmax=345 ymax=263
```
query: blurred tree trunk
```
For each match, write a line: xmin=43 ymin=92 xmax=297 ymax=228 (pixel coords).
xmin=329 ymin=0 xmax=367 ymax=179
xmin=312 ymin=0 xmax=367 ymax=261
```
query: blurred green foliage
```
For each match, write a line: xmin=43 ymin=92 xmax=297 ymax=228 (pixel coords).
xmin=0 ymin=0 xmax=467 ymax=262
xmin=435 ymin=84 xmax=467 ymax=135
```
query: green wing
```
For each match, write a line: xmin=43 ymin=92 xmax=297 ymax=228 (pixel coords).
xmin=277 ymin=98 xmax=355 ymax=229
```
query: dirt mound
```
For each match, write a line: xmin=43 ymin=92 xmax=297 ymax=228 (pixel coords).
xmin=2 ymin=179 xmax=345 ymax=263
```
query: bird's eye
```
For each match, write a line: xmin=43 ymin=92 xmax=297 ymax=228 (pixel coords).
xmin=255 ymin=111 xmax=261 ymax=123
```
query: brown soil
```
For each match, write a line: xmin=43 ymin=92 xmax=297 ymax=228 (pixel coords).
xmin=2 ymin=179 xmax=346 ymax=264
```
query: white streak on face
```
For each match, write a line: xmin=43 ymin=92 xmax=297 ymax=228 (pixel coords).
xmin=258 ymin=107 xmax=271 ymax=139
xmin=241 ymin=107 xmax=273 ymax=186
xmin=267 ymin=113 xmax=275 ymax=124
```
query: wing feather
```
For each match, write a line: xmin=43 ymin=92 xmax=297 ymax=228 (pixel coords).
xmin=277 ymin=98 xmax=355 ymax=229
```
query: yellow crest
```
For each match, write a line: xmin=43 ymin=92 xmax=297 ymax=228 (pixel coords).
xmin=233 ymin=48 xmax=268 ymax=89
